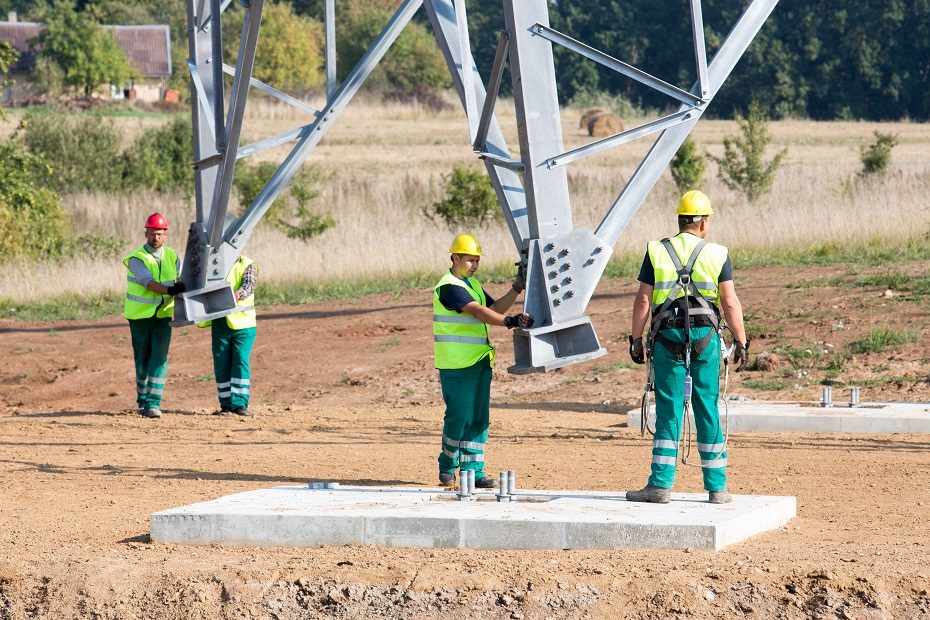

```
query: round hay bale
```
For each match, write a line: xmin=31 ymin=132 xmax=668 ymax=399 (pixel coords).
xmin=579 ymin=107 xmax=608 ymax=130
xmin=588 ymin=112 xmax=624 ymax=137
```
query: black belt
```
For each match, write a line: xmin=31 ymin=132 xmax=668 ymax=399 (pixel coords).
xmin=655 ymin=329 xmax=716 ymax=360
xmin=657 ymin=315 xmax=717 ymax=330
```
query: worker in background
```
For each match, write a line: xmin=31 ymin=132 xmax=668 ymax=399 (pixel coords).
xmin=123 ymin=213 xmax=185 ymax=419
xmin=198 ymin=255 xmax=258 ymax=417
xmin=434 ymin=233 xmax=533 ymax=488
xmin=626 ymin=191 xmax=749 ymax=504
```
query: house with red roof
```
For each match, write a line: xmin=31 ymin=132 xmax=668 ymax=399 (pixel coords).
xmin=0 ymin=12 xmax=172 ymax=104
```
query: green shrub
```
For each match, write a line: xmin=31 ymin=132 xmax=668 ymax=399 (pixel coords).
xmin=19 ymin=110 xmax=124 ymax=193
xmin=430 ymin=165 xmax=499 ymax=228
xmin=121 ymin=116 xmax=194 ymax=194
xmin=859 ymin=131 xmax=898 ymax=176
xmin=710 ymin=101 xmax=786 ymax=202
xmin=0 ymin=141 xmax=68 ymax=260
xmin=670 ymin=136 xmax=705 ymax=194
xmin=233 ymin=161 xmax=335 ymax=241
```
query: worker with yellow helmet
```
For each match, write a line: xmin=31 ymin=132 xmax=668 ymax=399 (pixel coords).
xmin=433 ymin=233 xmax=533 ymax=488
xmin=626 ymin=191 xmax=749 ymax=504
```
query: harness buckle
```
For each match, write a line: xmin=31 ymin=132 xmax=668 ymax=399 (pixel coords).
xmin=678 ymin=273 xmax=692 ymax=286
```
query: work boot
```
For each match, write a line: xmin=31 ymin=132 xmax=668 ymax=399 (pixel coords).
xmin=438 ymin=472 xmax=455 ymax=487
xmin=474 ymin=476 xmax=497 ymax=489
xmin=625 ymin=485 xmax=670 ymax=504
xmin=708 ymin=490 xmax=732 ymax=504
xmin=233 ymin=406 xmax=251 ymax=417
xmin=142 ymin=407 xmax=162 ymax=419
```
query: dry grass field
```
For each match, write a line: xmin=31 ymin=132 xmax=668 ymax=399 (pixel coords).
xmin=4 ymin=98 xmax=930 ymax=301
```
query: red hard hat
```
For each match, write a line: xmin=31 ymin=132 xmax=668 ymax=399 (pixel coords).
xmin=144 ymin=213 xmax=168 ymax=230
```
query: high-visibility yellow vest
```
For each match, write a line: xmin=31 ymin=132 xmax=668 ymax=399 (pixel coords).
xmin=433 ymin=271 xmax=494 ymax=370
xmin=123 ymin=246 xmax=179 ymax=320
xmin=647 ymin=233 xmax=728 ymax=308
xmin=225 ymin=256 xmax=256 ymax=329
xmin=197 ymin=256 xmax=257 ymax=330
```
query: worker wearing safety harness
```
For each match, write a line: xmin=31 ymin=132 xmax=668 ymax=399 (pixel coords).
xmin=123 ymin=213 xmax=186 ymax=419
xmin=626 ymin=191 xmax=749 ymax=504
xmin=433 ymin=233 xmax=533 ymax=489
xmin=198 ymin=256 xmax=258 ymax=417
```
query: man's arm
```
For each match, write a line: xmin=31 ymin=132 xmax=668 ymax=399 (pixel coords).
xmin=631 ymin=282 xmax=653 ymax=339
xmin=718 ymin=280 xmax=747 ymax=345
xmin=461 ymin=300 xmax=509 ymax=327
xmin=489 ymin=285 xmax=519 ymax=314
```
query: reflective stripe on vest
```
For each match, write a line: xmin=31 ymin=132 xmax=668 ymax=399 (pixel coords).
xmin=123 ymin=246 xmax=178 ymax=320
xmin=433 ymin=271 xmax=494 ymax=370
xmin=647 ymin=233 xmax=728 ymax=308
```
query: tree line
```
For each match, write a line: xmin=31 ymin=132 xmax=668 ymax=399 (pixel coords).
xmin=2 ymin=0 xmax=928 ymax=120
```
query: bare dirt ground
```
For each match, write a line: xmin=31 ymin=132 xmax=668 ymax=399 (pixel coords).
xmin=2 ymin=263 xmax=930 ymax=619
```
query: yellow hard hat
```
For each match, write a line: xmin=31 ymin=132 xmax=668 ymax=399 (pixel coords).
xmin=449 ymin=233 xmax=482 ymax=256
xmin=676 ymin=190 xmax=713 ymax=216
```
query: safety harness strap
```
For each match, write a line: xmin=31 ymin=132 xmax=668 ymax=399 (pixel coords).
xmin=655 ymin=329 xmax=716 ymax=360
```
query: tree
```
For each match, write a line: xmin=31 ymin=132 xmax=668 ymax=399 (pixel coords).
xmin=0 ymin=141 xmax=67 ymax=260
xmin=710 ymin=102 xmax=786 ymax=202
xmin=859 ymin=131 xmax=898 ymax=177
xmin=670 ymin=136 xmax=705 ymax=195
xmin=334 ymin=0 xmax=449 ymax=91
xmin=0 ymin=41 xmax=18 ymax=120
xmin=429 ymin=165 xmax=499 ymax=229
xmin=33 ymin=0 xmax=132 ymax=96
xmin=222 ymin=1 xmax=324 ymax=93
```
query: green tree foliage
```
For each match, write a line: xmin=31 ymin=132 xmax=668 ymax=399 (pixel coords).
xmin=222 ymin=1 xmax=324 ymax=92
xmin=33 ymin=0 xmax=132 ymax=96
xmin=333 ymin=0 xmax=449 ymax=90
xmin=430 ymin=166 xmax=499 ymax=229
xmin=0 ymin=141 xmax=67 ymax=260
xmin=0 ymin=40 xmax=18 ymax=120
xmin=233 ymin=161 xmax=335 ymax=242
xmin=670 ymin=137 xmax=705 ymax=195
xmin=19 ymin=110 xmax=123 ymax=192
xmin=859 ymin=131 xmax=898 ymax=177
xmin=121 ymin=116 xmax=195 ymax=194
xmin=546 ymin=1 xmax=930 ymax=121
xmin=710 ymin=102 xmax=786 ymax=202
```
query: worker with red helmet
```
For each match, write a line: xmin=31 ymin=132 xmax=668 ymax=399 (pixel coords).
xmin=123 ymin=213 xmax=185 ymax=418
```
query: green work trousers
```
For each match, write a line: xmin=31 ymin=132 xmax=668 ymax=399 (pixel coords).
xmin=211 ymin=321 xmax=256 ymax=409
xmin=129 ymin=317 xmax=172 ymax=410
xmin=649 ymin=326 xmax=727 ymax=492
xmin=437 ymin=356 xmax=492 ymax=480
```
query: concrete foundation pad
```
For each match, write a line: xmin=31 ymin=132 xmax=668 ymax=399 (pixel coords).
xmin=151 ymin=486 xmax=795 ymax=551
xmin=629 ymin=400 xmax=930 ymax=433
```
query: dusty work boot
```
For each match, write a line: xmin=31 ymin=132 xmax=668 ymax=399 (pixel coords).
xmin=438 ymin=472 xmax=456 ymax=487
xmin=708 ymin=490 xmax=732 ymax=504
xmin=233 ymin=406 xmax=251 ymax=417
xmin=625 ymin=485 xmax=671 ymax=504
xmin=142 ymin=407 xmax=162 ymax=419
xmin=475 ymin=475 xmax=497 ymax=489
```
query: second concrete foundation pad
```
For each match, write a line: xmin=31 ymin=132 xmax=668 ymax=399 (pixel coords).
xmin=629 ymin=400 xmax=930 ymax=433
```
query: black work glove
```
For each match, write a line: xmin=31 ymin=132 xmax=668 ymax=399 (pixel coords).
xmin=628 ymin=335 xmax=645 ymax=364
xmin=732 ymin=338 xmax=751 ymax=372
xmin=511 ymin=262 xmax=526 ymax=293
xmin=166 ymin=282 xmax=187 ymax=296
xmin=504 ymin=313 xmax=534 ymax=329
